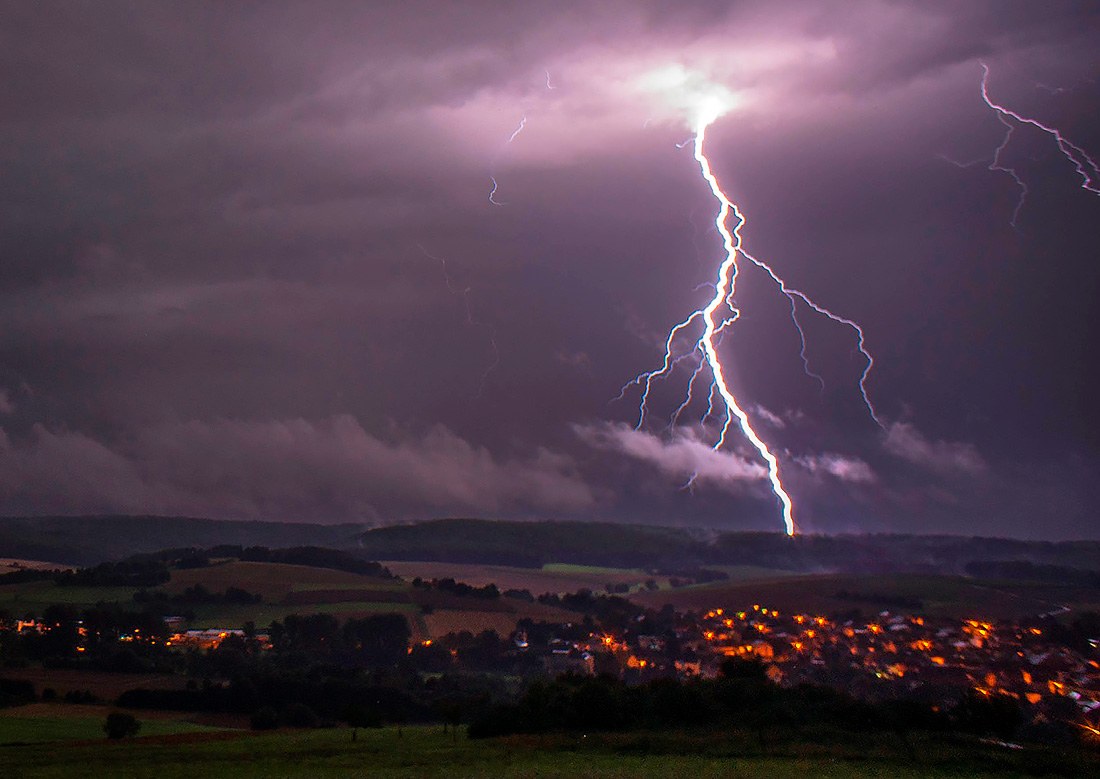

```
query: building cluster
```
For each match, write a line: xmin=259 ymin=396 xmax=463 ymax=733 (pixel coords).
xmin=520 ymin=604 xmax=1100 ymax=727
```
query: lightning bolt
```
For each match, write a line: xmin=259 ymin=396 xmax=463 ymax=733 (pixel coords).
xmin=689 ymin=117 xmax=795 ymax=534
xmin=624 ymin=106 xmax=886 ymax=536
xmin=978 ymin=62 xmax=1100 ymax=224
xmin=488 ymin=116 xmax=528 ymax=206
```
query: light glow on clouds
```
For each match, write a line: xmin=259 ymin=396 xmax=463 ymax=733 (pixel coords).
xmin=0 ymin=417 xmax=594 ymax=520
xmin=575 ymin=421 xmax=766 ymax=489
xmin=884 ymin=422 xmax=988 ymax=477
xmin=424 ymin=37 xmax=839 ymax=163
xmin=795 ymin=453 xmax=876 ymax=483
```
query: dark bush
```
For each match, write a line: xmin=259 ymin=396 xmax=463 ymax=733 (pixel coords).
xmin=103 ymin=711 xmax=141 ymax=739
xmin=250 ymin=707 xmax=279 ymax=730
xmin=64 ymin=689 xmax=101 ymax=705
xmin=282 ymin=702 xmax=319 ymax=728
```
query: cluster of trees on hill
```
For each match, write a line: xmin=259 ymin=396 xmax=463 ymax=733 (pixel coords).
xmin=537 ymin=590 xmax=640 ymax=625
xmin=133 ymin=545 xmax=394 ymax=578
xmin=410 ymin=577 xmax=500 ymax=600
xmin=133 ymin=584 xmax=263 ymax=609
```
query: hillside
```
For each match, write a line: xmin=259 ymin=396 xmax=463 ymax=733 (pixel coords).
xmin=353 ymin=518 xmax=703 ymax=567
xmin=0 ymin=516 xmax=365 ymax=566
xmin=4 ymin=515 xmax=1100 ymax=578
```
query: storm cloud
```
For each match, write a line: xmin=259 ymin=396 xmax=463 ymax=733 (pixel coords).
xmin=0 ymin=1 xmax=1097 ymax=537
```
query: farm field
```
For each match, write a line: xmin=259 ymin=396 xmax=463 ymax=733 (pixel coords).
xmin=0 ymin=724 xmax=1087 ymax=779
xmin=164 ymin=561 xmax=400 ymax=601
xmin=382 ymin=561 xmax=662 ymax=595
xmin=630 ymin=572 xmax=1081 ymax=620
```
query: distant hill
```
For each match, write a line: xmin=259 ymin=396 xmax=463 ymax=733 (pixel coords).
xmin=4 ymin=515 xmax=1100 ymax=577
xmin=0 ymin=515 xmax=366 ymax=566
xmin=353 ymin=518 xmax=700 ymax=568
xmin=354 ymin=519 xmax=1100 ymax=577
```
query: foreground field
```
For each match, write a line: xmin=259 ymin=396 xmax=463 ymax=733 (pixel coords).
xmin=0 ymin=709 xmax=223 ymax=745
xmin=1 ymin=724 xmax=1091 ymax=779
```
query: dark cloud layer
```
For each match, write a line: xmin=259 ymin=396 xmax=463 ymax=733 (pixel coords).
xmin=1 ymin=1 xmax=1098 ymax=537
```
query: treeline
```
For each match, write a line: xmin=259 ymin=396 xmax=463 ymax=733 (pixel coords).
xmin=135 ymin=545 xmax=394 ymax=579
xmin=537 ymin=590 xmax=640 ymax=626
xmin=965 ymin=560 xmax=1100 ymax=588
xmin=134 ymin=584 xmax=262 ymax=608
xmin=411 ymin=577 xmax=500 ymax=600
xmin=469 ymin=659 xmax=1028 ymax=743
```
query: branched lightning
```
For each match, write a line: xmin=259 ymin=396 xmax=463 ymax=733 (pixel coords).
xmin=624 ymin=106 xmax=886 ymax=536
xmin=978 ymin=62 xmax=1100 ymax=224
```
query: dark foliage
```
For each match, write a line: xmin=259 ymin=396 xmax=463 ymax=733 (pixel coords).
xmin=412 ymin=577 xmax=500 ymax=600
xmin=0 ymin=568 xmax=60 ymax=585
xmin=468 ymin=664 xmax=946 ymax=740
xmin=965 ymin=560 xmax=1100 ymax=588
xmin=0 ymin=677 xmax=36 ymax=708
xmin=103 ymin=711 xmax=141 ymax=739
xmin=953 ymin=690 xmax=1024 ymax=740
xmin=281 ymin=702 xmax=320 ymax=728
xmin=55 ymin=559 xmax=170 ymax=588
xmin=537 ymin=590 xmax=641 ymax=628
xmin=250 ymin=706 xmax=279 ymax=730
xmin=237 ymin=546 xmax=393 ymax=578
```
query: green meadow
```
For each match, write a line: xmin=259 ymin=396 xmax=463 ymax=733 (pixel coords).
xmin=2 ymin=724 xmax=1093 ymax=779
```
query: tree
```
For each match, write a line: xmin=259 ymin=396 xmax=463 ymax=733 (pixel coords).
xmin=342 ymin=614 xmax=410 ymax=668
xmin=103 ymin=711 xmax=141 ymax=739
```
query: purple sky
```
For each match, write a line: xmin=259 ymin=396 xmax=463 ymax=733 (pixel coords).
xmin=1 ymin=1 xmax=1098 ymax=538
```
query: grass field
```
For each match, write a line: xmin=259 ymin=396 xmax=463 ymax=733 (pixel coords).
xmin=0 ymin=581 xmax=139 ymax=608
xmin=0 ymin=711 xmax=223 ymax=745
xmin=1 ymin=724 xmax=1092 ymax=779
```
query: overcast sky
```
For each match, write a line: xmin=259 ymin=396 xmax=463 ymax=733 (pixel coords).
xmin=1 ymin=1 xmax=1098 ymax=538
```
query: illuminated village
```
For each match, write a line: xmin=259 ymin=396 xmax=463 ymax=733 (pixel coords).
xmin=508 ymin=604 xmax=1100 ymax=735
xmin=11 ymin=597 xmax=1097 ymax=737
